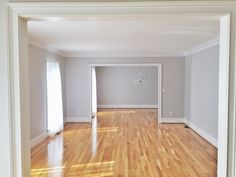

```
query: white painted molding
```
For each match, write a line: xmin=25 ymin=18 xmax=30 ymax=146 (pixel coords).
xmin=66 ymin=117 xmax=90 ymax=123
xmin=90 ymin=63 xmax=160 ymax=67
xmin=185 ymin=120 xmax=218 ymax=147
xmin=160 ymin=117 xmax=186 ymax=123
xmin=29 ymin=36 xmax=220 ymax=59
xmin=8 ymin=1 xmax=236 ymax=9
xmin=97 ymin=104 xmax=158 ymax=109
xmin=7 ymin=3 xmax=230 ymax=177
xmin=31 ymin=131 xmax=48 ymax=148
xmin=184 ymin=36 xmax=220 ymax=56
xmin=64 ymin=51 xmax=184 ymax=58
xmin=28 ymin=39 xmax=66 ymax=57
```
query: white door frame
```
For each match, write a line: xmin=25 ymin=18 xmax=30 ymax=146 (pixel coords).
xmin=5 ymin=2 xmax=234 ymax=177
xmin=89 ymin=63 xmax=162 ymax=123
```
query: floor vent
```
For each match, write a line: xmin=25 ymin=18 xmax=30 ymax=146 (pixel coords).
xmin=184 ymin=125 xmax=190 ymax=128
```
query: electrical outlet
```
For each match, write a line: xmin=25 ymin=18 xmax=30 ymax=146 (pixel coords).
xmin=169 ymin=111 xmax=173 ymax=116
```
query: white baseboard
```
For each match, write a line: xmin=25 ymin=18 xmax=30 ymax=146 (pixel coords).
xmin=97 ymin=104 xmax=158 ymax=109
xmin=66 ymin=117 xmax=90 ymax=123
xmin=185 ymin=120 xmax=218 ymax=147
xmin=161 ymin=117 xmax=186 ymax=123
xmin=31 ymin=131 xmax=48 ymax=148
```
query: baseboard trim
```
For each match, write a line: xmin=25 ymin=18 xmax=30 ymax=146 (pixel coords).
xmin=161 ymin=117 xmax=186 ymax=123
xmin=31 ymin=131 xmax=48 ymax=148
xmin=66 ymin=117 xmax=90 ymax=123
xmin=97 ymin=104 xmax=158 ymax=109
xmin=185 ymin=120 xmax=218 ymax=147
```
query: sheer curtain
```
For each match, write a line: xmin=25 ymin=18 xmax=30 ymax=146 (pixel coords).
xmin=46 ymin=60 xmax=64 ymax=135
xmin=91 ymin=67 xmax=97 ymax=116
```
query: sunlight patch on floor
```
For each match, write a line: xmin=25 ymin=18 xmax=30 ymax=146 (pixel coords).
xmin=31 ymin=166 xmax=65 ymax=175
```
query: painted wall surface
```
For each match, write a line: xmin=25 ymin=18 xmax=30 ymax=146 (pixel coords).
xmin=96 ymin=66 xmax=159 ymax=107
xmin=66 ymin=57 xmax=185 ymax=121
xmin=185 ymin=45 xmax=219 ymax=139
xmin=28 ymin=44 xmax=66 ymax=140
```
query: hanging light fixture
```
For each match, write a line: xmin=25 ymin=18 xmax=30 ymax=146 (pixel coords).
xmin=132 ymin=66 xmax=147 ymax=86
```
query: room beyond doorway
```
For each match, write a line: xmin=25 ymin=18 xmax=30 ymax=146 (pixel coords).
xmin=90 ymin=64 xmax=162 ymax=123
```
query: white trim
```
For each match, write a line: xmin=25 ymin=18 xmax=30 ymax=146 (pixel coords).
xmin=97 ymin=104 xmax=158 ymax=109
xmin=7 ymin=1 xmax=236 ymax=9
xmin=66 ymin=117 xmax=90 ymax=123
xmin=185 ymin=120 xmax=218 ymax=147
xmin=6 ymin=2 xmax=232 ymax=177
xmin=184 ymin=37 xmax=220 ymax=56
xmin=89 ymin=66 xmax=92 ymax=123
xmin=218 ymin=15 xmax=230 ymax=177
xmin=90 ymin=63 xmax=161 ymax=67
xmin=161 ymin=118 xmax=186 ymax=123
xmin=64 ymin=51 xmax=184 ymax=58
xmin=28 ymin=39 xmax=66 ymax=57
xmin=31 ymin=131 xmax=48 ymax=148
xmin=158 ymin=64 xmax=162 ymax=124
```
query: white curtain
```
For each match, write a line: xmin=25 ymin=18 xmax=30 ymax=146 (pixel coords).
xmin=46 ymin=60 xmax=64 ymax=135
xmin=91 ymin=67 xmax=97 ymax=116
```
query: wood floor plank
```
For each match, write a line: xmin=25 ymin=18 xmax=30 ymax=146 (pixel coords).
xmin=31 ymin=109 xmax=217 ymax=177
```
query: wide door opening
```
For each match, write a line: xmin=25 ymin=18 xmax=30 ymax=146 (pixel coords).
xmin=90 ymin=65 xmax=161 ymax=122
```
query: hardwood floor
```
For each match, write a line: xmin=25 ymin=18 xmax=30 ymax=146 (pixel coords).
xmin=31 ymin=109 xmax=217 ymax=177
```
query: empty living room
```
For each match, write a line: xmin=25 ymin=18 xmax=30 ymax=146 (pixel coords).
xmin=29 ymin=14 xmax=219 ymax=177
xmin=2 ymin=1 xmax=236 ymax=177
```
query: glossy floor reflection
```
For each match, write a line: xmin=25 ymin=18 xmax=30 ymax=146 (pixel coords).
xmin=31 ymin=109 xmax=217 ymax=177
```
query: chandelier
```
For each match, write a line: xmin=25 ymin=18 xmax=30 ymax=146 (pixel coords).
xmin=132 ymin=66 xmax=147 ymax=86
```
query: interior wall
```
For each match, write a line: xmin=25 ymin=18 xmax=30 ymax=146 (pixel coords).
xmin=96 ymin=66 xmax=159 ymax=107
xmin=66 ymin=57 xmax=185 ymax=121
xmin=28 ymin=44 xmax=66 ymax=140
xmin=185 ymin=44 xmax=219 ymax=140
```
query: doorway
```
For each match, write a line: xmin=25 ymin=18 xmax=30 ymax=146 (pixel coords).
xmin=6 ymin=3 xmax=231 ymax=177
xmin=90 ymin=64 xmax=162 ymax=123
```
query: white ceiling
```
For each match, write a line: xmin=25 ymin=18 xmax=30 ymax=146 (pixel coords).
xmin=28 ymin=15 xmax=220 ymax=57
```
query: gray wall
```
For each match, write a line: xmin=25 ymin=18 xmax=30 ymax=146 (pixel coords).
xmin=96 ymin=66 xmax=159 ymax=106
xmin=28 ymin=44 xmax=66 ymax=140
xmin=185 ymin=45 xmax=219 ymax=139
xmin=66 ymin=57 xmax=185 ymax=121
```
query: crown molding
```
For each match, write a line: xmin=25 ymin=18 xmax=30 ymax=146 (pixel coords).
xmin=28 ymin=39 xmax=185 ymax=58
xmin=28 ymin=37 xmax=219 ymax=59
xmin=7 ymin=1 xmax=236 ymax=10
xmin=63 ymin=51 xmax=184 ymax=58
xmin=28 ymin=39 xmax=66 ymax=57
xmin=184 ymin=36 xmax=220 ymax=57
